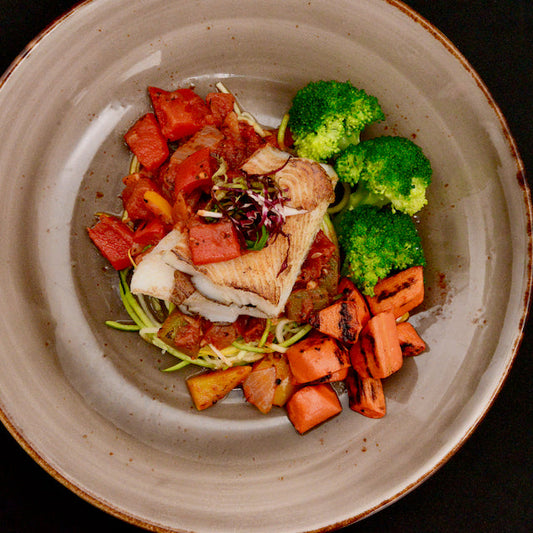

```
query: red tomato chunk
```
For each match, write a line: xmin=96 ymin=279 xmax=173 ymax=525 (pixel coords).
xmin=205 ymin=92 xmax=235 ymax=127
xmin=124 ymin=113 xmax=169 ymax=171
xmin=149 ymin=86 xmax=211 ymax=141
xmin=121 ymin=174 xmax=164 ymax=222
xmin=87 ymin=215 xmax=134 ymax=270
xmin=188 ymin=220 xmax=242 ymax=265
xmin=133 ymin=219 xmax=166 ymax=247
xmin=172 ymin=147 xmax=215 ymax=196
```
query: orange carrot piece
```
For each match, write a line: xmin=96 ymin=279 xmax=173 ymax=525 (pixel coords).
xmin=243 ymin=366 xmax=277 ymax=414
xmin=324 ymin=366 xmax=349 ymax=383
xmin=337 ymin=277 xmax=371 ymax=327
xmin=286 ymin=383 xmax=342 ymax=434
xmin=366 ymin=266 xmax=424 ymax=318
xmin=397 ymin=321 xmax=426 ymax=357
xmin=345 ymin=369 xmax=386 ymax=419
xmin=309 ymin=300 xmax=362 ymax=344
xmin=186 ymin=366 xmax=252 ymax=410
xmin=349 ymin=311 xmax=403 ymax=379
xmin=286 ymin=332 xmax=351 ymax=385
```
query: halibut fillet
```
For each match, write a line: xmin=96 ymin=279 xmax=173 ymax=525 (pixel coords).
xmin=130 ymin=145 xmax=337 ymax=321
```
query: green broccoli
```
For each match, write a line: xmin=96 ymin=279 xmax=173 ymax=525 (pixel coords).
xmin=336 ymin=204 xmax=426 ymax=296
xmin=287 ymin=80 xmax=385 ymax=162
xmin=334 ymin=136 xmax=432 ymax=216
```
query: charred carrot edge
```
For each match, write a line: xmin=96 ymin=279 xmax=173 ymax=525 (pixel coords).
xmin=338 ymin=277 xmax=371 ymax=327
xmin=319 ymin=365 xmax=349 ymax=383
xmin=309 ymin=300 xmax=362 ymax=344
xmin=345 ymin=368 xmax=386 ymax=419
xmin=350 ymin=311 xmax=403 ymax=379
xmin=302 ymin=351 xmax=350 ymax=385
xmin=366 ymin=266 xmax=424 ymax=318
xmin=396 ymin=321 xmax=426 ymax=357
xmin=286 ymin=332 xmax=351 ymax=384
xmin=286 ymin=383 xmax=342 ymax=434
xmin=186 ymin=366 xmax=252 ymax=410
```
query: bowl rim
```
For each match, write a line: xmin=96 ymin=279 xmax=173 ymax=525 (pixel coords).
xmin=0 ymin=0 xmax=531 ymax=531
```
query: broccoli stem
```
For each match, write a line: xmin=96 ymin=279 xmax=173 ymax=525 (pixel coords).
xmin=347 ymin=182 xmax=390 ymax=210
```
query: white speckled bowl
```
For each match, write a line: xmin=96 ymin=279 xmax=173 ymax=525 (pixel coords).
xmin=0 ymin=1 xmax=530 ymax=531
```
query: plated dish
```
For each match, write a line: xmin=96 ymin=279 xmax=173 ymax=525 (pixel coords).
xmin=0 ymin=1 xmax=530 ymax=532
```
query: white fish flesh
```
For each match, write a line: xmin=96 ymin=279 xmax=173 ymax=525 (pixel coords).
xmin=130 ymin=145 xmax=337 ymax=321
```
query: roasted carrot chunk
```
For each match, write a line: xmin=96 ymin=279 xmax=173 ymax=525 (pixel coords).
xmin=286 ymin=332 xmax=350 ymax=385
xmin=366 ymin=266 xmax=424 ymax=318
xmin=286 ymin=383 xmax=342 ymax=434
xmin=397 ymin=321 xmax=426 ymax=357
xmin=186 ymin=366 xmax=252 ymax=411
xmin=309 ymin=300 xmax=362 ymax=344
xmin=345 ymin=369 xmax=386 ymax=419
xmin=349 ymin=311 xmax=403 ymax=379
xmin=337 ymin=277 xmax=371 ymax=327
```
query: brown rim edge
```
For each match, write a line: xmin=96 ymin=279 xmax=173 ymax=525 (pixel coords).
xmin=0 ymin=2 xmax=180 ymax=531
xmin=320 ymin=1 xmax=532 ymax=530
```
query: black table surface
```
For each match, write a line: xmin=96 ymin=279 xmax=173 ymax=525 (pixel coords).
xmin=1 ymin=1 xmax=531 ymax=532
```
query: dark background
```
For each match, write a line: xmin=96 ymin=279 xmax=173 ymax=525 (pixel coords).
xmin=0 ymin=1 xmax=531 ymax=532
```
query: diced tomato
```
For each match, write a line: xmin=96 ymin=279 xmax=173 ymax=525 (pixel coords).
xmin=149 ymin=86 xmax=211 ymax=141
xmin=236 ymin=316 xmax=268 ymax=343
xmin=205 ymin=92 xmax=235 ymax=127
xmin=87 ymin=215 xmax=134 ymax=270
xmin=295 ymin=230 xmax=336 ymax=288
xmin=214 ymin=113 xmax=265 ymax=169
xmin=124 ymin=113 xmax=169 ymax=171
xmin=188 ymin=220 xmax=242 ymax=265
xmin=201 ymin=321 xmax=239 ymax=350
xmin=121 ymin=174 xmax=163 ymax=222
xmin=171 ymin=147 xmax=215 ymax=197
xmin=158 ymin=309 xmax=203 ymax=356
xmin=133 ymin=219 xmax=167 ymax=247
xmin=172 ymin=189 xmax=202 ymax=229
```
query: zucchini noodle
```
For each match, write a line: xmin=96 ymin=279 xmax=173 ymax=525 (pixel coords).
xmin=277 ymin=113 xmax=290 ymax=151
xmin=106 ymin=87 xmax=316 ymax=374
xmin=327 ymin=182 xmax=351 ymax=215
xmin=107 ymin=268 xmax=311 ymax=371
xmin=321 ymin=212 xmax=338 ymax=249
xmin=129 ymin=154 xmax=140 ymax=174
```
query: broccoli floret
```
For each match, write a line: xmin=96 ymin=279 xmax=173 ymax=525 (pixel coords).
xmin=334 ymin=136 xmax=432 ymax=215
xmin=336 ymin=204 xmax=426 ymax=296
xmin=287 ymin=80 xmax=384 ymax=162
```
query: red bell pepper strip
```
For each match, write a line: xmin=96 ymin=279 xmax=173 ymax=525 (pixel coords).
xmin=124 ymin=113 xmax=169 ymax=172
xmin=87 ymin=215 xmax=134 ymax=270
xmin=172 ymin=147 xmax=215 ymax=196
xmin=188 ymin=220 xmax=242 ymax=265
xmin=148 ymin=87 xmax=211 ymax=141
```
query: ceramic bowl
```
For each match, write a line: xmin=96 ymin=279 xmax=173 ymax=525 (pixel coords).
xmin=0 ymin=0 xmax=529 ymax=531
